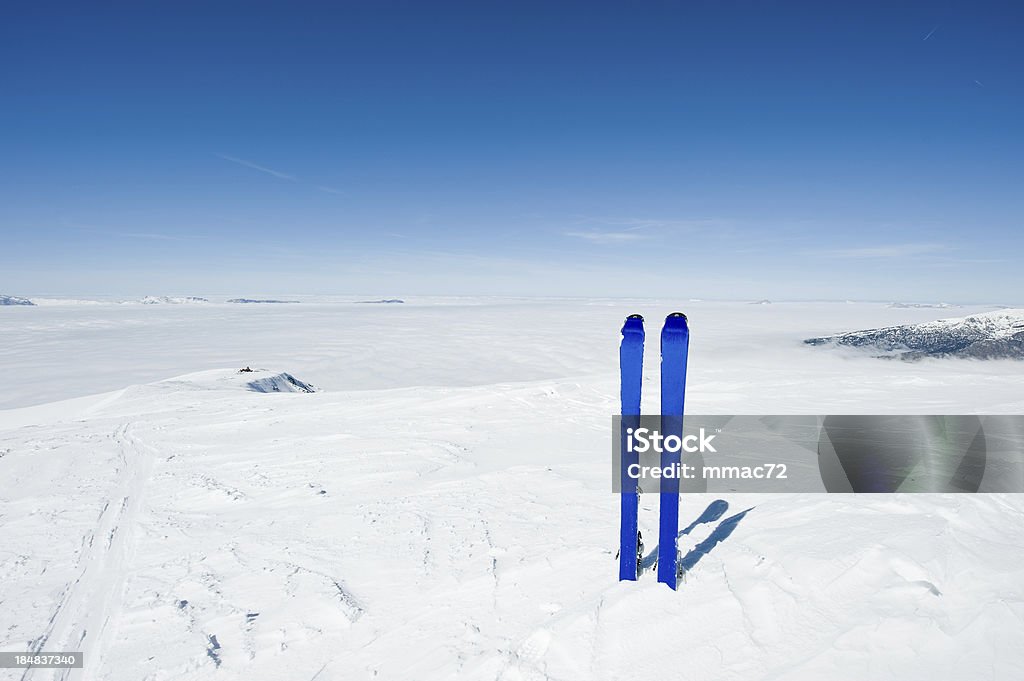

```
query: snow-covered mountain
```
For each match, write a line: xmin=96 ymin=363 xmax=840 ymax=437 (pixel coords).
xmin=0 ymin=294 xmax=34 ymax=306
xmin=227 ymin=298 xmax=299 ymax=304
xmin=805 ymin=309 xmax=1024 ymax=359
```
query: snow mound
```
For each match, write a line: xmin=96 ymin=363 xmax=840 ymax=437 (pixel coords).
xmin=806 ymin=309 xmax=1024 ymax=359
xmin=152 ymin=369 xmax=316 ymax=394
xmin=0 ymin=294 xmax=34 ymax=306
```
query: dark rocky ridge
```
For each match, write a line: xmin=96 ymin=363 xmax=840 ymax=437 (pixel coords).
xmin=0 ymin=295 xmax=34 ymax=306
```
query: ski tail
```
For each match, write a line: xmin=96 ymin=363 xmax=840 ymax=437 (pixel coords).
xmin=618 ymin=313 xmax=645 ymax=581
xmin=657 ymin=312 xmax=690 ymax=589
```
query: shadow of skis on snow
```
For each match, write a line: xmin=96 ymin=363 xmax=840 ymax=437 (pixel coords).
xmin=638 ymin=500 xmax=753 ymax=579
xmin=680 ymin=499 xmax=730 ymax=536
xmin=678 ymin=503 xmax=753 ymax=578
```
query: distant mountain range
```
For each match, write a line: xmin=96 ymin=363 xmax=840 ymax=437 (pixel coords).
xmin=805 ymin=309 xmax=1024 ymax=360
xmin=0 ymin=295 xmax=34 ymax=306
xmin=139 ymin=296 xmax=209 ymax=304
xmin=227 ymin=298 xmax=299 ymax=304
xmin=887 ymin=302 xmax=956 ymax=309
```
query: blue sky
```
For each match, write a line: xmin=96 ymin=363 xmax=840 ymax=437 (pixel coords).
xmin=2 ymin=1 xmax=1022 ymax=301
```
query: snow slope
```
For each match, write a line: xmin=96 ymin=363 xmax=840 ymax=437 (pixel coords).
xmin=1 ymin=300 xmax=1023 ymax=680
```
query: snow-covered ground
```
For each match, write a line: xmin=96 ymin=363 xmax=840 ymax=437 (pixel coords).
xmin=1 ymin=299 xmax=1023 ymax=680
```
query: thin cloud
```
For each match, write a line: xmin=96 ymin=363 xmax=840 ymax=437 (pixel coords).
xmin=808 ymin=243 xmax=950 ymax=258
xmin=118 ymin=232 xmax=188 ymax=241
xmin=571 ymin=216 xmax=727 ymax=232
xmin=216 ymin=153 xmax=297 ymax=181
xmin=926 ymin=255 xmax=1006 ymax=266
xmin=565 ymin=230 xmax=648 ymax=244
xmin=316 ymin=185 xmax=345 ymax=195
xmin=562 ymin=216 xmax=736 ymax=245
xmin=923 ymin=25 xmax=938 ymax=41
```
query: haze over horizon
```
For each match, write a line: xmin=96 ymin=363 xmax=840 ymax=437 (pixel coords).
xmin=3 ymin=1 xmax=1022 ymax=301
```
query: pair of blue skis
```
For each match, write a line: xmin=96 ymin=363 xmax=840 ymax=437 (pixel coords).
xmin=618 ymin=312 xmax=690 ymax=589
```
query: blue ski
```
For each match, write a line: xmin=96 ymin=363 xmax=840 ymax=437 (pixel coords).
xmin=657 ymin=312 xmax=690 ymax=589
xmin=618 ymin=313 xmax=645 ymax=581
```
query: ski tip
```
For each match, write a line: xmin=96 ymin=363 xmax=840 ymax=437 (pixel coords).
xmin=622 ymin=314 xmax=645 ymax=335
xmin=664 ymin=312 xmax=689 ymax=330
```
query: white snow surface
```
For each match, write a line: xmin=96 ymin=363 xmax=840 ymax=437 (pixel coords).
xmin=1 ymin=299 xmax=1023 ymax=680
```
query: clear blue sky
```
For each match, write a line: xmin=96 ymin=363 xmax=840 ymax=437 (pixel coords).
xmin=2 ymin=1 xmax=1022 ymax=301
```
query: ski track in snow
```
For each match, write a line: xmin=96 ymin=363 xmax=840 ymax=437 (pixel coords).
xmin=1 ymin=301 xmax=1023 ymax=680
xmin=9 ymin=422 xmax=153 ymax=681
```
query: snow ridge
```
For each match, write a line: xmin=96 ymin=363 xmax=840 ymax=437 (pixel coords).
xmin=0 ymin=294 xmax=34 ymax=306
xmin=805 ymin=309 xmax=1024 ymax=359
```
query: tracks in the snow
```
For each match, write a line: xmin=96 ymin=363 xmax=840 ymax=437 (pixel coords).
xmin=23 ymin=422 xmax=154 ymax=681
